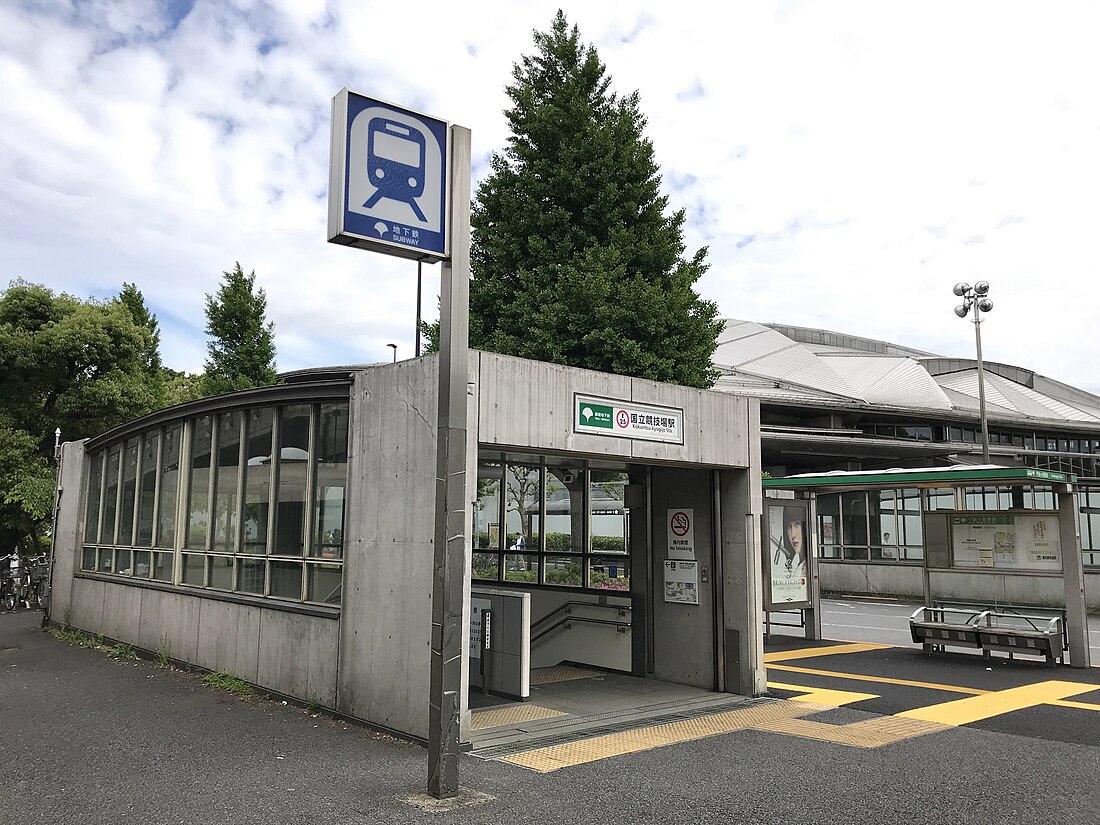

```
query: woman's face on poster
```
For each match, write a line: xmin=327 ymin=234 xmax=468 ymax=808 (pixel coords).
xmin=786 ymin=521 xmax=804 ymax=556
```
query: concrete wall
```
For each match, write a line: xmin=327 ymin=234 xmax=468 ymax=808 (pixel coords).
xmin=818 ymin=562 xmax=925 ymax=599
xmin=337 ymin=356 xmax=441 ymax=740
xmin=476 ymin=352 xmax=753 ymax=467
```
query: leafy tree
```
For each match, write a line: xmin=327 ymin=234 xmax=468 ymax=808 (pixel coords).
xmin=162 ymin=368 xmax=205 ymax=407
xmin=0 ymin=280 xmax=163 ymax=551
xmin=465 ymin=11 xmax=723 ymax=388
xmin=200 ymin=263 xmax=278 ymax=396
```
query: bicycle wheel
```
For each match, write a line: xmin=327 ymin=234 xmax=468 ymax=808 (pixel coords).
xmin=2 ymin=587 xmax=15 ymax=612
xmin=35 ymin=579 xmax=48 ymax=610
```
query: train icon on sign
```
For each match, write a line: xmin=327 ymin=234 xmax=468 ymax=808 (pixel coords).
xmin=364 ymin=117 xmax=428 ymax=222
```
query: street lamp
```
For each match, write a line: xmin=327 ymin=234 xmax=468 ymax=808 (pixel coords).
xmin=387 ymin=343 xmax=397 ymax=363
xmin=953 ymin=281 xmax=994 ymax=463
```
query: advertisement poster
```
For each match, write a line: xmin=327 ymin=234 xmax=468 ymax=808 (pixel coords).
xmin=764 ymin=502 xmax=810 ymax=608
xmin=663 ymin=560 xmax=699 ymax=604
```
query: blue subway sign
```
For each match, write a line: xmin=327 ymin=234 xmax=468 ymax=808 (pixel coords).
xmin=327 ymin=89 xmax=449 ymax=260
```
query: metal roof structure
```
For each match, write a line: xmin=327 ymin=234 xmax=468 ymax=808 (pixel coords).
xmin=713 ymin=320 xmax=1100 ymax=430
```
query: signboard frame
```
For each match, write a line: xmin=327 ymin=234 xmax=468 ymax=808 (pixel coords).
xmin=762 ymin=499 xmax=812 ymax=610
xmin=328 ymin=88 xmax=452 ymax=261
xmin=573 ymin=394 xmax=685 ymax=445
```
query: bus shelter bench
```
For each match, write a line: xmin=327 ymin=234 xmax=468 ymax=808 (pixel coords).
xmin=974 ymin=611 xmax=1064 ymax=666
xmin=909 ymin=606 xmax=984 ymax=652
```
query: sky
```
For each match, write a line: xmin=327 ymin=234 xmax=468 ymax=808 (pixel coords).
xmin=2 ymin=0 xmax=1098 ymax=393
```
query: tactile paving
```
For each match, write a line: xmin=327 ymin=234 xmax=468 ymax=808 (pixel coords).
xmin=529 ymin=665 xmax=603 ymax=685
xmin=470 ymin=704 xmax=567 ymax=731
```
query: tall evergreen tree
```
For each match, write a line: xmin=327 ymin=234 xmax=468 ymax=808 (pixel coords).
xmin=118 ymin=282 xmax=167 ymax=407
xmin=200 ymin=263 xmax=278 ymax=396
xmin=469 ymin=11 xmax=723 ymax=388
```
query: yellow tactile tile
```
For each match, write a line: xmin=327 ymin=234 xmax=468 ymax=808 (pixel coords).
xmin=768 ymin=681 xmax=880 ymax=707
xmin=470 ymin=704 xmax=567 ymax=731
xmin=529 ymin=666 xmax=603 ymax=685
xmin=754 ymin=715 xmax=949 ymax=748
xmin=500 ymin=701 xmax=817 ymax=772
xmin=764 ymin=643 xmax=890 ymax=663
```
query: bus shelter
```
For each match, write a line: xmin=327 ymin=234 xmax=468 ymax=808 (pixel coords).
xmin=762 ymin=466 xmax=1091 ymax=668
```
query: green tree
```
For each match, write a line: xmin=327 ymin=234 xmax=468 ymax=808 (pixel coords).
xmin=0 ymin=280 xmax=163 ymax=550
xmin=465 ymin=11 xmax=723 ymax=388
xmin=200 ymin=263 xmax=278 ymax=396
xmin=118 ymin=282 xmax=167 ymax=407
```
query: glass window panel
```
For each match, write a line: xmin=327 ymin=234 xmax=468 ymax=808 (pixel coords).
xmin=274 ymin=405 xmax=311 ymax=556
xmin=181 ymin=553 xmax=205 ymax=585
xmin=590 ymin=471 xmax=628 ymax=554
xmin=81 ymin=547 xmax=96 ymax=571
xmin=114 ymin=548 xmax=132 ymax=574
xmin=307 ymin=563 xmax=342 ymax=604
xmin=84 ymin=451 xmax=104 ymax=544
xmin=843 ymin=545 xmax=869 ymax=561
xmin=504 ymin=464 xmax=540 ymax=555
xmin=588 ymin=557 xmax=630 ymax=591
xmin=474 ymin=462 xmax=502 ymax=551
xmin=877 ymin=491 xmax=896 ymax=559
xmin=132 ymin=550 xmax=151 ymax=578
xmin=186 ymin=415 xmax=213 ymax=549
xmin=1034 ymin=488 xmax=1054 ymax=509
xmin=237 ymin=558 xmax=266 ymax=594
xmin=472 ymin=552 xmax=499 ymax=581
xmin=157 ymin=424 xmax=181 ymax=548
xmin=545 ymin=466 xmax=583 ymax=553
xmin=1088 ymin=514 xmax=1100 ymax=551
xmin=118 ymin=438 xmax=139 ymax=546
xmin=212 ymin=411 xmax=242 ymax=552
xmin=312 ymin=403 xmax=348 ymax=559
xmin=841 ymin=491 xmax=868 ymax=546
xmin=151 ymin=552 xmax=172 ymax=582
xmin=270 ymin=560 xmax=303 ymax=599
xmin=504 ymin=553 xmax=538 ymax=584
xmin=98 ymin=547 xmax=113 ymax=573
xmin=136 ymin=431 xmax=158 ymax=547
xmin=243 ymin=409 xmax=274 ymax=554
xmin=102 ymin=445 xmax=121 ymax=545
xmin=208 ymin=555 xmax=233 ymax=590
xmin=543 ymin=555 xmax=582 ymax=587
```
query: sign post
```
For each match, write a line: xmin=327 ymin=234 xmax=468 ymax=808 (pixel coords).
xmin=329 ymin=90 xmax=469 ymax=799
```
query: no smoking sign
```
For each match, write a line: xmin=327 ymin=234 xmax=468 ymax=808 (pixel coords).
xmin=666 ymin=508 xmax=695 ymax=560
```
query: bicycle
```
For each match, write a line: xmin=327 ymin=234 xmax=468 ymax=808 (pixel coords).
xmin=0 ymin=554 xmax=18 ymax=612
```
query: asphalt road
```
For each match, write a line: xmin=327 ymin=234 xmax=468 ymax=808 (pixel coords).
xmin=3 ymin=606 xmax=1099 ymax=825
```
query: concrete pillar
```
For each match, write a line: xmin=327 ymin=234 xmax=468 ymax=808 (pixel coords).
xmin=47 ymin=439 xmax=86 ymax=625
xmin=1058 ymin=489 xmax=1091 ymax=667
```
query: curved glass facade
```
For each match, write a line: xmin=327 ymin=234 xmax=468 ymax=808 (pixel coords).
xmin=81 ymin=399 xmax=349 ymax=606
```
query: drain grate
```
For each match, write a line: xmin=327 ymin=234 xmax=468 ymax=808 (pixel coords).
xmin=470 ymin=696 xmax=778 ymax=759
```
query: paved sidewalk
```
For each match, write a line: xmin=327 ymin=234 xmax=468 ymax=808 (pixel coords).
xmin=3 ymin=609 xmax=1099 ymax=825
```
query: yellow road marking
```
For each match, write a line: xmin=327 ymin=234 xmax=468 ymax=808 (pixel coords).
xmin=898 ymin=681 xmax=1099 ymax=726
xmin=764 ymin=643 xmax=890 ymax=663
xmin=768 ymin=681 xmax=880 ymax=707
xmin=470 ymin=704 xmax=566 ymax=731
xmin=768 ymin=663 xmax=987 ymax=695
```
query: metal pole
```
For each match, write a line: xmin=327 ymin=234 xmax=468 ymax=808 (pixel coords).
xmin=416 ymin=260 xmax=423 ymax=357
xmin=428 ymin=124 xmax=471 ymax=799
xmin=973 ymin=314 xmax=990 ymax=464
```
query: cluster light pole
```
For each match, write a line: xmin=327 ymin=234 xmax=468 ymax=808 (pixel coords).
xmin=953 ymin=281 xmax=994 ymax=463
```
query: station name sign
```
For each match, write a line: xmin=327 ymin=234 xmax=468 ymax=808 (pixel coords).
xmin=574 ymin=394 xmax=684 ymax=445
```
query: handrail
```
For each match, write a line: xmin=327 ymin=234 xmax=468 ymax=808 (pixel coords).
xmin=531 ymin=615 xmax=630 ymax=646
xmin=530 ymin=600 xmax=630 ymax=637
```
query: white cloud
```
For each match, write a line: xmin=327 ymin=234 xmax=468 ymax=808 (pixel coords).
xmin=0 ymin=0 xmax=1097 ymax=394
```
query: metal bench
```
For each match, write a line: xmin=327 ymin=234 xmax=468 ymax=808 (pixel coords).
xmin=909 ymin=606 xmax=1064 ymax=665
xmin=909 ymin=606 xmax=984 ymax=653
xmin=973 ymin=611 xmax=1064 ymax=666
